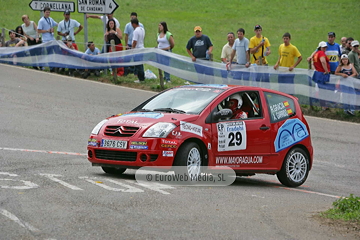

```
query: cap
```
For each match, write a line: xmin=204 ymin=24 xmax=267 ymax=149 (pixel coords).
xmin=254 ymin=25 xmax=262 ymax=30
xmin=351 ymin=40 xmax=359 ymax=47
xmin=341 ymin=54 xmax=348 ymax=59
xmin=328 ymin=32 xmax=335 ymax=37
xmin=66 ymin=35 xmax=72 ymax=41
xmin=194 ymin=26 xmax=202 ymax=32
xmin=318 ymin=41 xmax=327 ymax=48
xmin=64 ymin=10 xmax=70 ymax=15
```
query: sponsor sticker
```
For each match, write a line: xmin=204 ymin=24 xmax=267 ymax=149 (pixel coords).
xmin=180 ymin=121 xmax=203 ymax=137
xmin=162 ymin=151 xmax=174 ymax=157
xmin=160 ymin=139 xmax=178 ymax=148
xmin=130 ymin=141 xmax=147 ymax=145
xmin=130 ymin=145 xmax=149 ymax=150
xmin=88 ymin=138 xmax=97 ymax=147
xmin=216 ymin=156 xmax=263 ymax=166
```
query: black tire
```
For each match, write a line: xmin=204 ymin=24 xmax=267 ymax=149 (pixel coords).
xmin=174 ymin=142 xmax=203 ymax=177
xmin=101 ymin=167 xmax=126 ymax=175
xmin=277 ymin=147 xmax=310 ymax=187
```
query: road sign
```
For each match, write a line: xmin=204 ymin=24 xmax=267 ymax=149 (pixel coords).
xmin=77 ymin=0 xmax=118 ymax=14
xmin=29 ymin=0 xmax=75 ymax=12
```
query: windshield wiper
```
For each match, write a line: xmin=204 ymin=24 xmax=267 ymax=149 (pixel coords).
xmin=153 ymin=108 xmax=186 ymax=114
xmin=138 ymin=109 xmax=153 ymax=112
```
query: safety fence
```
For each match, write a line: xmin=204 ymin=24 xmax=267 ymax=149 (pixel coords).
xmin=0 ymin=40 xmax=360 ymax=110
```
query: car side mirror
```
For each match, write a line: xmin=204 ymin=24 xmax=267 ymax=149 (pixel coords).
xmin=213 ymin=109 xmax=233 ymax=122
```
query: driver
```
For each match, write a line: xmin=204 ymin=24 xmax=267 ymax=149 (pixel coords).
xmin=227 ymin=93 xmax=248 ymax=119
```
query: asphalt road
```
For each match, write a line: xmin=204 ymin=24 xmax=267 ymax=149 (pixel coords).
xmin=0 ymin=64 xmax=359 ymax=240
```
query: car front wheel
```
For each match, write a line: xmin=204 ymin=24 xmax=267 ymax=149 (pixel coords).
xmin=276 ymin=147 xmax=309 ymax=187
xmin=101 ymin=167 xmax=127 ymax=175
xmin=174 ymin=142 xmax=202 ymax=177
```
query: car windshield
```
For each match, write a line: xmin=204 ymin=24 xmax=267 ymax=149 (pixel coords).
xmin=140 ymin=87 xmax=224 ymax=114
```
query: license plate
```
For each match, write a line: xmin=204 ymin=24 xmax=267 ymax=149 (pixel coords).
xmin=101 ymin=139 xmax=127 ymax=149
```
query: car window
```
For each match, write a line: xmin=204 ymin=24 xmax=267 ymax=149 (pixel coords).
xmin=216 ymin=91 xmax=262 ymax=120
xmin=265 ymin=92 xmax=296 ymax=123
xmin=140 ymin=87 xmax=224 ymax=114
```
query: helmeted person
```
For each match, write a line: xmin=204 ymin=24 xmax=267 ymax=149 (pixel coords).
xmin=227 ymin=94 xmax=248 ymax=119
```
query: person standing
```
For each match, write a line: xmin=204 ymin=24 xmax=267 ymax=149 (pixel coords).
xmin=335 ymin=54 xmax=358 ymax=115
xmin=105 ymin=19 xmax=124 ymax=76
xmin=157 ymin=21 xmax=174 ymax=82
xmin=348 ymin=40 xmax=360 ymax=79
xmin=186 ymin=26 xmax=213 ymax=83
xmin=124 ymin=12 xmax=144 ymax=76
xmin=248 ymin=25 xmax=271 ymax=85
xmin=273 ymin=32 xmax=302 ymax=93
xmin=340 ymin=37 xmax=347 ymax=53
xmin=131 ymin=18 xmax=145 ymax=83
xmin=227 ymin=28 xmax=250 ymax=81
xmin=221 ymin=32 xmax=237 ymax=64
xmin=37 ymin=7 xmax=58 ymax=43
xmin=312 ymin=41 xmax=330 ymax=110
xmin=57 ymin=10 xmax=83 ymax=42
xmin=21 ymin=15 xmax=40 ymax=46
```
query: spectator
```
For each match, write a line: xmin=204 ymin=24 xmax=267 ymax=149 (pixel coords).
xmin=186 ymin=26 xmax=213 ymax=61
xmin=5 ymin=30 xmax=25 ymax=47
xmin=157 ymin=21 xmax=174 ymax=82
xmin=131 ymin=18 xmax=145 ymax=83
xmin=340 ymin=36 xmax=347 ymax=53
xmin=342 ymin=37 xmax=354 ymax=55
xmin=124 ymin=12 xmax=144 ymax=76
xmin=273 ymin=32 xmax=302 ymax=93
xmin=348 ymin=40 xmax=360 ymax=78
xmin=15 ymin=26 xmax=27 ymax=46
xmin=37 ymin=6 xmax=58 ymax=43
xmin=249 ymin=24 xmax=271 ymax=85
xmin=57 ymin=10 xmax=83 ymax=42
xmin=86 ymin=13 xmax=120 ymax=28
xmin=227 ymin=28 xmax=250 ymax=81
xmin=63 ymin=36 xmax=78 ymax=76
xmin=307 ymin=32 xmax=341 ymax=74
xmin=105 ymin=19 xmax=124 ymax=76
xmin=335 ymin=54 xmax=358 ymax=115
xmin=312 ymin=41 xmax=330 ymax=110
xmin=221 ymin=32 xmax=237 ymax=64
xmin=83 ymin=41 xmax=101 ymax=79
xmin=21 ymin=15 xmax=40 ymax=46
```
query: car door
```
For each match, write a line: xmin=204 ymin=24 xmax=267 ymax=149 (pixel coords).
xmin=209 ymin=90 xmax=273 ymax=170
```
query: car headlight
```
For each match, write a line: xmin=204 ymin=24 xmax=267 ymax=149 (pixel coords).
xmin=143 ymin=122 xmax=176 ymax=138
xmin=91 ymin=119 xmax=108 ymax=135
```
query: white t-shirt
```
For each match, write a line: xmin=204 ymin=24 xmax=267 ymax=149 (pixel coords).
xmin=57 ymin=19 xmax=81 ymax=41
xmin=132 ymin=26 xmax=145 ymax=49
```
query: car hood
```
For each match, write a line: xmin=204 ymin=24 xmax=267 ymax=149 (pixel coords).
xmin=107 ymin=112 xmax=199 ymax=128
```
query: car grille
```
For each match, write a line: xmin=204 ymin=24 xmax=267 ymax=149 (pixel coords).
xmin=95 ymin=150 xmax=137 ymax=161
xmin=104 ymin=125 xmax=139 ymax=137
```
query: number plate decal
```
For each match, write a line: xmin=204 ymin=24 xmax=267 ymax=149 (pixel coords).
xmin=216 ymin=121 xmax=247 ymax=151
xmin=101 ymin=139 xmax=128 ymax=149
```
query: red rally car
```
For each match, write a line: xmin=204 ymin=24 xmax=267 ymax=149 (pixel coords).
xmin=87 ymin=84 xmax=313 ymax=187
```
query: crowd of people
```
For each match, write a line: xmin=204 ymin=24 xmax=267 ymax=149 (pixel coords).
xmin=1 ymin=7 xmax=360 ymax=114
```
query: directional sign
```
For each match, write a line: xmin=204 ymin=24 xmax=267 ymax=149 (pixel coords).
xmin=29 ymin=0 xmax=75 ymax=12
xmin=77 ymin=0 xmax=118 ymax=14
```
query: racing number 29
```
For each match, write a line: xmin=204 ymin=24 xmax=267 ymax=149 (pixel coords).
xmin=228 ymin=132 xmax=242 ymax=146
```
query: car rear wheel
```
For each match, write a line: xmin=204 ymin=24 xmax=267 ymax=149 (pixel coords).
xmin=174 ymin=142 xmax=202 ymax=177
xmin=101 ymin=167 xmax=127 ymax=175
xmin=276 ymin=147 xmax=309 ymax=187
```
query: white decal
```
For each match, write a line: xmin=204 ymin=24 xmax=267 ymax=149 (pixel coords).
xmin=162 ymin=151 xmax=174 ymax=157
xmin=216 ymin=156 xmax=263 ymax=165
xmin=217 ymin=121 xmax=247 ymax=151
xmin=180 ymin=121 xmax=203 ymax=137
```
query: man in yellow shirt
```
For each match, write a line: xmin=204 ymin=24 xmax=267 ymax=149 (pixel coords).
xmin=274 ymin=32 xmax=302 ymax=94
xmin=249 ymin=25 xmax=271 ymax=86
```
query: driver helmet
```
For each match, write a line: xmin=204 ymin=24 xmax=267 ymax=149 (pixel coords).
xmin=228 ymin=93 xmax=243 ymax=112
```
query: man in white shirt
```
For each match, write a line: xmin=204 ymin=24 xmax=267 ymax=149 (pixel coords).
xmin=131 ymin=18 xmax=145 ymax=83
xmin=57 ymin=10 xmax=83 ymax=42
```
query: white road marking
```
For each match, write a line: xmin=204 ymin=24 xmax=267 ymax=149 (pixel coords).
xmin=127 ymin=180 xmax=174 ymax=195
xmin=79 ymin=176 xmax=144 ymax=192
xmin=0 ymin=172 xmax=19 ymax=177
xmin=0 ymin=147 xmax=86 ymax=156
xmin=0 ymin=179 xmax=39 ymax=190
xmin=0 ymin=208 xmax=40 ymax=232
xmin=39 ymin=174 xmax=83 ymax=191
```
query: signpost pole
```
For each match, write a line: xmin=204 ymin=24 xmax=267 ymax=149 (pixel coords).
xmin=84 ymin=14 xmax=88 ymax=49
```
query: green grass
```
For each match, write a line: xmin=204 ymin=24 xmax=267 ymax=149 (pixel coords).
xmin=321 ymin=194 xmax=360 ymax=222
xmin=1 ymin=0 xmax=360 ymax=69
